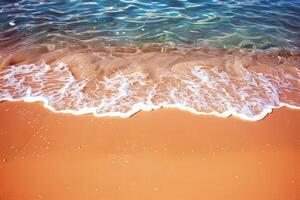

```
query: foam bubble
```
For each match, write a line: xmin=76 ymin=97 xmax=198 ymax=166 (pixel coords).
xmin=0 ymin=61 xmax=299 ymax=121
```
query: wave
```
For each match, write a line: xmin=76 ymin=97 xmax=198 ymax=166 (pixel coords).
xmin=0 ymin=46 xmax=299 ymax=121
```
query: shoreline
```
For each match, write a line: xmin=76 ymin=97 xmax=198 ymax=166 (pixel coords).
xmin=0 ymin=101 xmax=299 ymax=200
xmin=2 ymin=96 xmax=300 ymax=121
xmin=1 ymin=1 xmax=300 ymax=199
xmin=1 ymin=45 xmax=300 ymax=122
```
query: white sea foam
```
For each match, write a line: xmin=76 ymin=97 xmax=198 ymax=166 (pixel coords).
xmin=0 ymin=62 xmax=299 ymax=121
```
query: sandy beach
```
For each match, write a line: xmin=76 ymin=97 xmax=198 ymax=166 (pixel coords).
xmin=0 ymin=101 xmax=299 ymax=200
xmin=1 ymin=1 xmax=300 ymax=199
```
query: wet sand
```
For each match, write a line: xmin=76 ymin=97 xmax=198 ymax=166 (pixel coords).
xmin=0 ymin=101 xmax=299 ymax=200
xmin=1 ymin=45 xmax=300 ymax=121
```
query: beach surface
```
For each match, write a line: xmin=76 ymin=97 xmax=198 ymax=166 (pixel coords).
xmin=1 ymin=0 xmax=300 ymax=199
xmin=0 ymin=101 xmax=299 ymax=200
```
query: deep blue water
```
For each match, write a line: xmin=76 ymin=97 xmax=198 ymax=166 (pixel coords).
xmin=0 ymin=0 xmax=300 ymax=49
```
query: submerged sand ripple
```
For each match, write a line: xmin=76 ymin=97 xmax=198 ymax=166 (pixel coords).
xmin=0 ymin=45 xmax=300 ymax=120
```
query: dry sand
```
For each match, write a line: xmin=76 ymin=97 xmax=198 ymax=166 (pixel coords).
xmin=0 ymin=101 xmax=299 ymax=200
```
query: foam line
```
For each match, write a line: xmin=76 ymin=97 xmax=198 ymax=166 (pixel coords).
xmin=0 ymin=62 xmax=300 ymax=121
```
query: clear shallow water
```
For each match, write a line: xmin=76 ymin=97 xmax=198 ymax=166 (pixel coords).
xmin=0 ymin=0 xmax=300 ymax=49
xmin=0 ymin=49 xmax=299 ymax=121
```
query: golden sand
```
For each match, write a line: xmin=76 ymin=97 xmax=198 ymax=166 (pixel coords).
xmin=0 ymin=101 xmax=299 ymax=200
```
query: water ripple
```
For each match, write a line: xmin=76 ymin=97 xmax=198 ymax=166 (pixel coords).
xmin=0 ymin=0 xmax=299 ymax=50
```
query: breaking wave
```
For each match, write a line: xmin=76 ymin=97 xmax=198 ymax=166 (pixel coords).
xmin=1 ymin=48 xmax=299 ymax=121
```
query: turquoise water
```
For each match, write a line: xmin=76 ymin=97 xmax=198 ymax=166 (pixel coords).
xmin=0 ymin=0 xmax=299 ymax=49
